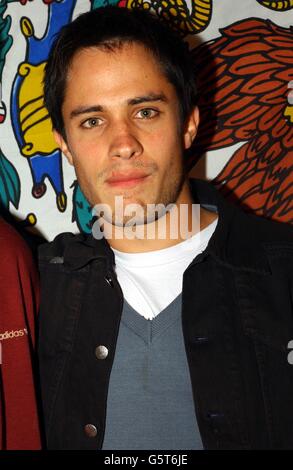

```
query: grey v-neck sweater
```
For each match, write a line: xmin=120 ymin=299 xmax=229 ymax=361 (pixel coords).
xmin=102 ymin=294 xmax=203 ymax=450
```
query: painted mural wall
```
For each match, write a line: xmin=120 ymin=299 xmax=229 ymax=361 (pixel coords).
xmin=0 ymin=0 xmax=292 ymax=241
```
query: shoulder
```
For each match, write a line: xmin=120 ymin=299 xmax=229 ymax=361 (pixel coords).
xmin=243 ymin=211 xmax=293 ymax=245
xmin=237 ymin=211 xmax=293 ymax=275
xmin=38 ymin=231 xmax=88 ymax=259
xmin=0 ymin=217 xmax=34 ymax=264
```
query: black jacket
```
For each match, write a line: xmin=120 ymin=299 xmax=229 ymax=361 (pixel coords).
xmin=38 ymin=178 xmax=293 ymax=449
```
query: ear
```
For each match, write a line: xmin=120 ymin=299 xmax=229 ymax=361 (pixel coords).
xmin=53 ymin=129 xmax=73 ymax=165
xmin=183 ymin=106 xmax=200 ymax=150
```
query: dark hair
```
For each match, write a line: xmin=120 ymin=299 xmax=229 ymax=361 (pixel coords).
xmin=44 ymin=6 xmax=198 ymax=139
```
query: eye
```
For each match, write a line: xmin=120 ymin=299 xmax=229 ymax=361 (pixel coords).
xmin=136 ymin=108 xmax=159 ymax=119
xmin=81 ymin=117 xmax=103 ymax=128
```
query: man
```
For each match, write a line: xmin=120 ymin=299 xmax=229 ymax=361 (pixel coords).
xmin=0 ymin=217 xmax=41 ymax=449
xmin=38 ymin=6 xmax=293 ymax=450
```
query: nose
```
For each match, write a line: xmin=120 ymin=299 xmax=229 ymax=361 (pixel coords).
xmin=108 ymin=123 xmax=143 ymax=160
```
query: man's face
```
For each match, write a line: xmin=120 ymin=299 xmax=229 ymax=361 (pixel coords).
xmin=55 ymin=42 xmax=199 ymax=225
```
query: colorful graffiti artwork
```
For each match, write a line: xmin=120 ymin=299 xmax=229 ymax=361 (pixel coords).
xmin=0 ymin=0 xmax=12 ymax=126
xmin=0 ymin=0 xmax=21 ymax=211
xmin=256 ymin=0 xmax=293 ymax=11
xmin=11 ymin=0 xmax=78 ymax=214
xmin=190 ymin=18 xmax=293 ymax=223
xmin=122 ymin=0 xmax=213 ymax=35
xmin=0 ymin=0 xmax=292 ymax=238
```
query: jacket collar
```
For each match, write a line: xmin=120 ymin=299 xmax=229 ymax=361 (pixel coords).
xmin=64 ymin=178 xmax=271 ymax=275
xmin=188 ymin=179 xmax=271 ymax=274
xmin=63 ymin=230 xmax=115 ymax=271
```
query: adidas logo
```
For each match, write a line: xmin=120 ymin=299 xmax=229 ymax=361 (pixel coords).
xmin=0 ymin=328 xmax=28 ymax=341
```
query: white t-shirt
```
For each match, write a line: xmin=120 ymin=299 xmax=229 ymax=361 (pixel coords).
xmin=112 ymin=216 xmax=218 ymax=320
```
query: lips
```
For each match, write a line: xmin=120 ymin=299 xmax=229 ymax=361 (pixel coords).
xmin=105 ymin=170 xmax=151 ymax=189
xmin=106 ymin=170 xmax=150 ymax=183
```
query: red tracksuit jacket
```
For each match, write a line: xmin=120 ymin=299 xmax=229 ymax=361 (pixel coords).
xmin=0 ymin=218 xmax=41 ymax=449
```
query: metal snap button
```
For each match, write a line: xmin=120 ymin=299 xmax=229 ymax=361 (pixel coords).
xmin=95 ymin=345 xmax=108 ymax=360
xmin=84 ymin=424 xmax=97 ymax=438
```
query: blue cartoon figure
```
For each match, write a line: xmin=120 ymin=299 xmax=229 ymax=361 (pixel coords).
xmin=11 ymin=0 xmax=77 ymax=212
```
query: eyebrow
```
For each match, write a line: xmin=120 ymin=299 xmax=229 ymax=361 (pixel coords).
xmin=69 ymin=93 xmax=168 ymax=119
